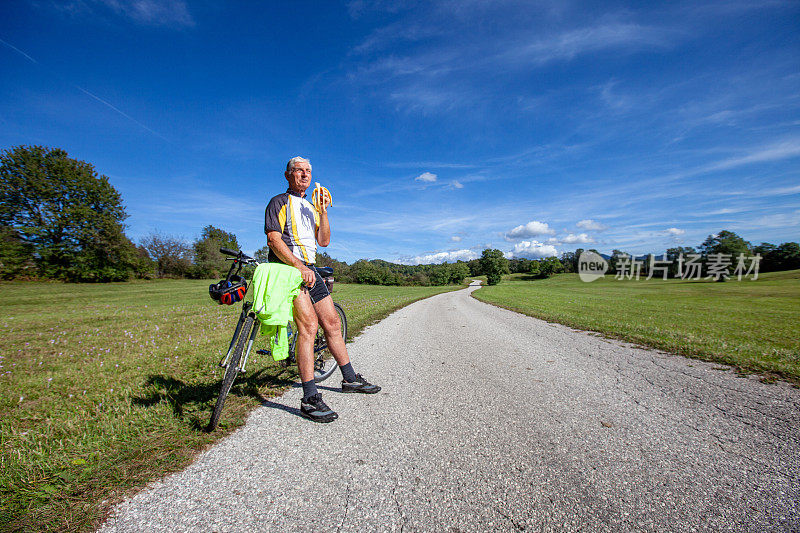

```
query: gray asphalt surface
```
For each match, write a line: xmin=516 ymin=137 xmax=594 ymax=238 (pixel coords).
xmin=100 ymin=282 xmax=800 ymax=532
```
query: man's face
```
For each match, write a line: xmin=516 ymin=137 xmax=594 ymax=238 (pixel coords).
xmin=285 ymin=162 xmax=312 ymax=193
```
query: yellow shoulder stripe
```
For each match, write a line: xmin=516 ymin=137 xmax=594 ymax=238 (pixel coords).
xmin=288 ymin=196 xmax=310 ymax=263
xmin=278 ymin=205 xmax=286 ymax=231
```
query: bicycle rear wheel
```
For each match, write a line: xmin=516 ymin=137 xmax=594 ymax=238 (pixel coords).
xmin=208 ymin=314 xmax=255 ymax=431
xmin=313 ymin=302 xmax=347 ymax=383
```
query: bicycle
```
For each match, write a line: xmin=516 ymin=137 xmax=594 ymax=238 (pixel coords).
xmin=207 ymin=247 xmax=347 ymax=431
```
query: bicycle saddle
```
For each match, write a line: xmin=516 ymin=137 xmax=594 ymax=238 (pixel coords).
xmin=315 ymin=266 xmax=334 ymax=277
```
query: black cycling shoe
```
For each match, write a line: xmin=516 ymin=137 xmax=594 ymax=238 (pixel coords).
xmin=342 ymin=374 xmax=381 ymax=394
xmin=300 ymin=394 xmax=338 ymax=423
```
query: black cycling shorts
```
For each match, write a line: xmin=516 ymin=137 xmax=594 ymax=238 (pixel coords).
xmin=305 ymin=264 xmax=331 ymax=304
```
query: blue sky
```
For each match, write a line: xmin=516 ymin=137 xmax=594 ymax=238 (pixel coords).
xmin=1 ymin=1 xmax=798 ymax=264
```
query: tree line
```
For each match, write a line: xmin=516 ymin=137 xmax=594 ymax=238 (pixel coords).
xmin=0 ymin=145 xmax=500 ymax=285
xmin=2 ymin=145 xmax=797 ymax=284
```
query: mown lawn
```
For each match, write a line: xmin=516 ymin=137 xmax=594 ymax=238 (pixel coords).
xmin=0 ymin=280 xmax=460 ymax=532
xmin=473 ymin=270 xmax=800 ymax=382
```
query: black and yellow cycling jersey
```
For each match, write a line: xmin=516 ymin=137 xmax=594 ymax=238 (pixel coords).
xmin=264 ymin=188 xmax=320 ymax=265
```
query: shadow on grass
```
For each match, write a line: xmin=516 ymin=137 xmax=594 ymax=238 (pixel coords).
xmin=132 ymin=365 xmax=300 ymax=430
xmin=516 ymin=274 xmax=548 ymax=281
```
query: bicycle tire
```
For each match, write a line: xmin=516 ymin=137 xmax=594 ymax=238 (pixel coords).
xmin=208 ymin=314 xmax=255 ymax=431
xmin=313 ymin=302 xmax=347 ymax=383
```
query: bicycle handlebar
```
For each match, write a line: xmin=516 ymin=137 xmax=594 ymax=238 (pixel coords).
xmin=219 ymin=247 xmax=254 ymax=261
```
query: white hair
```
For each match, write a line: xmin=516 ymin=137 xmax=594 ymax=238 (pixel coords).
xmin=286 ymin=156 xmax=311 ymax=172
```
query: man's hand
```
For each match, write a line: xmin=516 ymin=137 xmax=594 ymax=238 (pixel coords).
xmin=267 ymin=231 xmax=316 ymax=287
xmin=300 ymin=265 xmax=316 ymax=288
xmin=313 ymin=183 xmax=332 ymax=213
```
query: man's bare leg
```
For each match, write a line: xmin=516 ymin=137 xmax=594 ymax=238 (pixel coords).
xmin=294 ymin=290 xmax=338 ymax=422
xmin=293 ymin=290 xmax=318 ymax=384
xmin=313 ymin=295 xmax=380 ymax=393
xmin=313 ymin=295 xmax=349 ymax=366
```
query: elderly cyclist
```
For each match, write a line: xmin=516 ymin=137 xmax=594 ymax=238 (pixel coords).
xmin=264 ymin=156 xmax=380 ymax=423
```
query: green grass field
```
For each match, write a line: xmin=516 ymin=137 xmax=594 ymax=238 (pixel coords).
xmin=473 ymin=270 xmax=800 ymax=382
xmin=0 ymin=280 xmax=460 ymax=532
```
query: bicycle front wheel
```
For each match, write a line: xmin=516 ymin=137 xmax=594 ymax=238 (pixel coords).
xmin=313 ymin=302 xmax=347 ymax=383
xmin=208 ymin=314 xmax=255 ymax=431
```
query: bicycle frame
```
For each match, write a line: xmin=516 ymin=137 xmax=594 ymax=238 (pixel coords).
xmin=216 ymin=248 xmax=341 ymax=375
xmin=217 ymin=250 xmax=261 ymax=374
xmin=219 ymin=302 xmax=261 ymax=374
xmin=209 ymin=248 xmax=345 ymax=430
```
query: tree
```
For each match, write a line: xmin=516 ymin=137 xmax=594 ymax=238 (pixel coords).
xmin=773 ymin=242 xmax=800 ymax=271
xmin=0 ymin=226 xmax=34 ymax=279
xmin=133 ymin=244 xmax=155 ymax=279
xmin=253 ymin=245 xmax=271 ymax=263
xmin=480 ymin=249 xmax=508 ymax=285
xmin=450 ymin=261 xmax=470 ymax=284
xmin=699 ymin=230 xmax=751 ymax=257
xmin=752 ymin=242 xmax=800 ymax=272
xmin=0 ymin=145 xmax=142 ymax=281
xmin=572 ymin=248 xmax=586 ymax=272
xmin=560 ymin=251 xmax=577 ymax=273
xmin=753 ymin=242 xmax=778 ymax=272
xmin=192 ymin=225 xmax=240 ymax=279
xmin=428 ymin=264 xmax=452 ymax=285
xmin=508 ymin=258 xmax=533 ymax=274
xmin=410 ymin=271 xmax=430 ymax=286
xmin=140 ymin=232 xmax=191 ymax=278
xmin=466 ymin=258 xmax=482 ymax=276
xmin=350 ymin=260 xmax=387 ymax=285
xmin=699 ymin=230 xmax=752 ymax=281
xmin=666 ymin=246 xmax=697 ymax=278
xmin=608 ymin=249 xmax=627 ymax=274
xmin=641 ymin=253 xmax=655 ymax=277
xmin=532 ymin=256 xmax=564 ymax=278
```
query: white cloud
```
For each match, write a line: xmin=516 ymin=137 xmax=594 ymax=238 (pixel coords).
xmin=507 ymin=23 xmax=674 ymax=66
xmin=767 ymin=184 xmax=800 ymax=195
xmin=97 ymin=0 xmax=194 ymax=27
xmin=451 ymin=180 xmax=464 ymax=189
xmin=403 ymin=249 xmax=478 ymax=265
xmin=509 ymin=240 xmax=558 ymax=259
xmin=415 ymin=172 xmax=438 ymax=182
xmin=562 ymin=233 xmax=595 ymax=244
xmin=505 ymin=220 xmax=556 ymax=240
xmin=576 ymin=219 xmax=608 ymax=231
xmin=665 ymin=227 xmax=685 ymax=236
xmin=752 ymin=210 xmax=800 ymax=229
xmin=0 ymin=38 xmax=37 ymax=63
xmin=704 ymin=138 xmax=800 ymax=172
xmin=451 ymin=235 xmax=462 ymax=242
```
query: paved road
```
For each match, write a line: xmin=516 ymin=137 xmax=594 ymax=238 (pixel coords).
xmin=100 ymin=283 xmax=800 ymax=532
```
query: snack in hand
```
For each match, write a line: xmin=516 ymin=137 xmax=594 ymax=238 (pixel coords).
xmin=312 ymin=182 xmax=333 ymax=211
